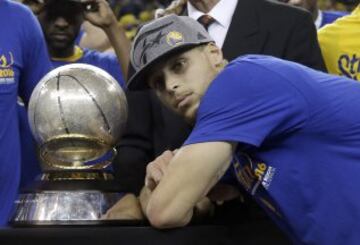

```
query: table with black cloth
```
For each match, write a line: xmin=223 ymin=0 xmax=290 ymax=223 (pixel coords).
xmin=0 ymin=219 xmax=290 ymax=245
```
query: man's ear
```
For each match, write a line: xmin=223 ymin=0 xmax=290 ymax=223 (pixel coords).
xmin=204 ymin=43 xmax=224 ymax=69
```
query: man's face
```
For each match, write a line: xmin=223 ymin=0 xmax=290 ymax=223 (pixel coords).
xmin=147 ymin=44 xmax=223 ymax=123
xmin=37 ymin=1 xmax=84 ymax=52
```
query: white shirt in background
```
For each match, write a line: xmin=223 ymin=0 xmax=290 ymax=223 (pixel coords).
xmin=314 ymin=9 xmax=323 ymax=29
xmin=187 ymin=0 xmax=238 ymax=48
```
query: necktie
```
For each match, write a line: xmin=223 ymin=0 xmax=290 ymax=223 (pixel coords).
xmin=197 ymin=15 xmax=215 ymax=31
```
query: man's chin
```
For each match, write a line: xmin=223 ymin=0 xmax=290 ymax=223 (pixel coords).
xmin=48 ymin=36 xmax=74 ymax=48
xmin=181 ymin=107 xmax=197 ymax=125
xmin=49 ymin=42 xmax=74 ymax=57
xmin=166 ymin=102 xmax=197 ymax=124
xmin=51 ymin=41 xmax=71 ymax=49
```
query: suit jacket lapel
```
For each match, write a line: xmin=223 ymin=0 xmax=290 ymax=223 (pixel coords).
xmin=222 ymin=0 xmax=268 ymax=61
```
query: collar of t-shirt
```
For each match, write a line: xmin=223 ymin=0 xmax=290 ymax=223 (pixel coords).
xmin=51 ymin=46 xmax=84 ymax=62
xmin=187 ymin=0 xmax=238 ymax=48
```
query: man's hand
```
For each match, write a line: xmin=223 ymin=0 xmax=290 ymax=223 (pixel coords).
xmin=83 ymin=0 xmax=130 ymax=78
xmin=102 ymin=194 xmax=144 ymax=220
xmin=208 ymin=183 xmax=242 ymax=205
xmin=194 ymin=197 xmax=215 ymax=218
xmin=145 ymin=150 xmax=177 ymax=191
xmin=83 ymin=0 xmax=117 ymax=30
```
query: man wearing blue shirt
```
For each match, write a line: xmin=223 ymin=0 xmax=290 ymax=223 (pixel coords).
xmin=35 ymin=0 xmax=129 ymax=85
xmin=124 ymin=15 xmax=360 ymax=244
xmin=0 ymin=0 xmax=52 ymax=226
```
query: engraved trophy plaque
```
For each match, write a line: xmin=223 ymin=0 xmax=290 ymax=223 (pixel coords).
xmin=11 ymin=64 xmax=128 ymax=225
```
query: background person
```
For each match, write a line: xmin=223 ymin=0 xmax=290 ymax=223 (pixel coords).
xmin=37 ymin=0 xmax=130 ymax=79
xmin=318 ymin=4 xmax=360 ymax=80
xmin=0 ymin=0 xmax=52 ymax=226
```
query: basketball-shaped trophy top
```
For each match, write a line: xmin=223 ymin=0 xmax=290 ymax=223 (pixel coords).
xmin=28 ymin=64 xmax=128 ymax=167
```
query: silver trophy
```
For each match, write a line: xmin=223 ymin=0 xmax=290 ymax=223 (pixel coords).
xmin=11 ymin=64 xmax=129 ymax=225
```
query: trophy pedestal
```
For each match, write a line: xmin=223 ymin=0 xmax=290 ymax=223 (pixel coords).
xmin=11 ymin=171 xmax=127 ymax=226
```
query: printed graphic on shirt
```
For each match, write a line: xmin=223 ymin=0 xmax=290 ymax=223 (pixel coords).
xmin=232 ymin=152 xmax=281 ymax=217
xmin=338 ymin=54 xmax=360 ymax=80
xmin=0 ymin=52 xmax=15 ymax=85
xmin=232 ymin=153 xmax=276 ymax=194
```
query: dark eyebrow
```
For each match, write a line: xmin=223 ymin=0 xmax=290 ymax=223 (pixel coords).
xmin=167 ymin=52 xmax=185 ymax=65
xmin=144 ymin=47 xmax=189 ymax=85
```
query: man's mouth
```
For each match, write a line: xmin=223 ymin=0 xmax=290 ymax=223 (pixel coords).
xmin=175 ymin=93 xmax=192 ymax=109
xmin=50 ymin=32 xmax=70 ymax=41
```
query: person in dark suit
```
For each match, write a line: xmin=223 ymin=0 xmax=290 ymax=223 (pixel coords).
xmin=114 ymin=0 xmax=326 ymax=197
xmin=155 ymin=0 xmax=326 ymax=70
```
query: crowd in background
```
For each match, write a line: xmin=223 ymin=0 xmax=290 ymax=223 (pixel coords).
xmin=42 ymin=0 xmax=354 ymax=42
xmin=16 ymin=0 xmax=359 ymax=51
xmin=106 ymin=0 xmax=359 ymax=40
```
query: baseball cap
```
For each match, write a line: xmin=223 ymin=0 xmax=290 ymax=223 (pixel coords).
xmin=42 ymin=0 xmax=83 ymax=15
xmin=43 ymin=0 xmax=98 ymax=13
xmin=127 ymin=14 xmax=214 ymax=91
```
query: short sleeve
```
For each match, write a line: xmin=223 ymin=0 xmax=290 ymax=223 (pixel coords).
xmin=19 ymin=8 xmax=52 ymax=103
xmin=184 ymin=58 xmax=309 ymax=147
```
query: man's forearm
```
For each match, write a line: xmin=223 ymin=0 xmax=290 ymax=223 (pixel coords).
xmin=140 ymin=185 xmax=216 ymax=227
xmin=139 ymin=185 xmax=194 ymax=228
xmin=83 ymin=0 xmax=131 ymax=78
xmin=104 ymin=22 xmax=130 ymax=79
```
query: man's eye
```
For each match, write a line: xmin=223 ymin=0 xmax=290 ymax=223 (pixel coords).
xmin=172 ymin=59 xmax=186 ymax=73
xmin=154 ymin=82 xmax=164 ymax=90
xmin=149 ymin=77 xmax=164 ymax=90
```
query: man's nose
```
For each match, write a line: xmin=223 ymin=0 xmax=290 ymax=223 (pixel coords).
xmin=165 ymin=79 xmax=180 ymax=93
xmin=54 ymin=17 xmax=69 ymax=28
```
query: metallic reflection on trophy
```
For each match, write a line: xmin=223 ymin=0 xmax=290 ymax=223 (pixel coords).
xmin=11 ymin=64 xmax=129 ymax=225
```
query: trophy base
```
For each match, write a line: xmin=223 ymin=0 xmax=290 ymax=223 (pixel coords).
xmin=10 ymin=172 xmax=137 ymax=226
xmin=11 ymin=219 xmax=143 ymax=227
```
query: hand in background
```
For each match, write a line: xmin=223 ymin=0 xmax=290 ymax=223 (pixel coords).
xmin=102 ymin=193 xmax=144 ymax=220
xmin=208 ymin=183 xmax=242 ymax=205
xmin=83 ymin=0 xmax=117 ymax=30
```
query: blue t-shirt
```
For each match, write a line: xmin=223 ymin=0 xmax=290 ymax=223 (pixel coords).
xmin=184 ymin=55 xmax=360 ymax=244
xmin=0 ymin=0 xmax=52 ymax=226
xmin=51 ymin=48 xmax=126 ymax=89
xmin=18 ymin=101 xmax=41 ymax=189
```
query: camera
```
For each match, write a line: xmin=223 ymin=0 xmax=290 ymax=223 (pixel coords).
xmin=81 ymin=1 xmax=99 ymax=12
xmin=67 ymin=0 xmax=99 ymax=12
